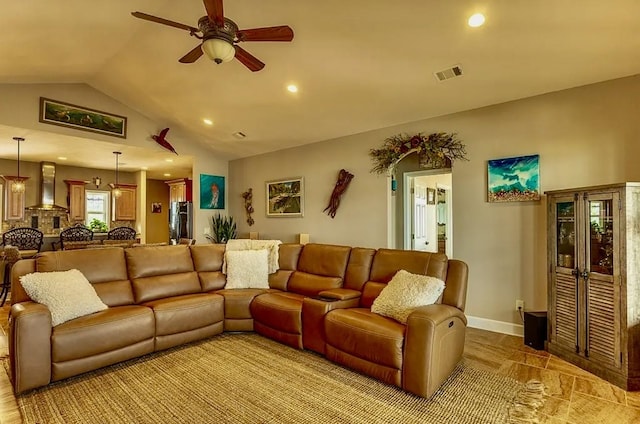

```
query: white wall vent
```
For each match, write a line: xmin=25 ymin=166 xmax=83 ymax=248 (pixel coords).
xmin=434 ymin=65 xmax=464 ymax=82
xmin=232 ymin=131 xmax=247 ymax=139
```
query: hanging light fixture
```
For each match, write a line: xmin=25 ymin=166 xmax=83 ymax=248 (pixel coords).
xmin=112 ymin=151 xmax=122 ymax=198
xmin=93 ymin=176 xmax=102 ymax=189
xmin=11 ymin=137 xmax=25 ymax=193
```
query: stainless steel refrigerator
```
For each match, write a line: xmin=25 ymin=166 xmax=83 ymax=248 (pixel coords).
xmin=169 ymin=201 xmax=193 ymax=244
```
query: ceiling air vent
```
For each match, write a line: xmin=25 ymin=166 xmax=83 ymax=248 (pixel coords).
xmin=232 ymin=131 xmax=247 ymax=139
xmin=434 ymin=65 xmax=463 ymax=82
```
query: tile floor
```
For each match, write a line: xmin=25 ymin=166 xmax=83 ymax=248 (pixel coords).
xmin=0 ymin=307 xmax=638 ymax=423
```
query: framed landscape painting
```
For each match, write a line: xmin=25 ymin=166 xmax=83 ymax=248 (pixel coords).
xmin=39 ymin=97 xmax=127 ymax=138
xmin=487 ymin=154 xmax=540 ymax=202
xmin=200 ymin=174 xmax=225 ymax=210
xmin=266 ymin=177 xmax=304 ymax=217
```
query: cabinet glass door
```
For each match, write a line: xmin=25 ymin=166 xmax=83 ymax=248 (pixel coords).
xmin=556 ymin=201 xmax=576 ymax=269
xmin=587 ymin=199 xmax=614 ymax=275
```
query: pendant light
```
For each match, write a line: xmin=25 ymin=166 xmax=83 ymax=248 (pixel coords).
xmin=112 ymin=151 xmax=122 ymax=198
xmin=11 ymin=137 xmax=25 ymax=193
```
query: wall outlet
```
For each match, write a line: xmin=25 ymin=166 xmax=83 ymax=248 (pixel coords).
xmin=516 ymin=300 xmax=524 ymax=311
xmin=203 ymin=227 xmax=211 ymax=235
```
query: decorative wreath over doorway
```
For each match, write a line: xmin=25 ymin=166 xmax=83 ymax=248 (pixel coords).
xmin=369 ymin=132 xmax=468 ymax=175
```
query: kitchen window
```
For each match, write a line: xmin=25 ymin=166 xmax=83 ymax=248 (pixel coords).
xmin=85 ymin=190 xmax=110 ymax=225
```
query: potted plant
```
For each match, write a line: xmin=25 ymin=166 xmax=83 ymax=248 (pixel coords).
xmin=207 ymin=214 xmax=237 ymax=244
xmin=88 ymin=218 xmax=109 ymax=233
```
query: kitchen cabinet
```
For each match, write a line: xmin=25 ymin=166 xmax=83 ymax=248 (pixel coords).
xmin=110 ymin=184 xmax=136 ymax=221
xmin=2 ymin=176 xmax=27 ymax=221
xmin=546 ymin=183 xmax=640 ymax=390
xmin=166 ymin=178 xmax=192 ymax=203
xmin=65 ymin=180 xmax=86 ymax=222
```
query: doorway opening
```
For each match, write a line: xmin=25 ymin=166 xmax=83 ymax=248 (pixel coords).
xmin=403 ymin=170 xmax=453 ymax=256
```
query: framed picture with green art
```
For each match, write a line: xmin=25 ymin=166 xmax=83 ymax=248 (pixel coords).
xmin=39 ymin=97 xmax=127 ymax=138
xmin=200 ymin=174 xmax=225 ymax=209
xmin=266 ymin=177 xmax=304 ymax=217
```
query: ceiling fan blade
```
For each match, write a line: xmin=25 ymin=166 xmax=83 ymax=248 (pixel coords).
xmin=234 ymin=46 xmax=265 ymax=72
xmin=179 ymin=44 xmax=204 ymax=63
xmin=203 ymin=0 xmax=224 ymax=26
xmin=131 ymin=12 xmax=199 ymax=33
xmin=237 ymin=26 xmax=294 ymax=42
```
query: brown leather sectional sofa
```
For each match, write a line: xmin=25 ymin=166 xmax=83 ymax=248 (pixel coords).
xmin=9 ymin=243 xmax=468 ymax=399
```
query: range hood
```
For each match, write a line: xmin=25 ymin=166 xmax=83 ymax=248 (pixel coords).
xmin=26 ymin=162 xmax=69 ymax=211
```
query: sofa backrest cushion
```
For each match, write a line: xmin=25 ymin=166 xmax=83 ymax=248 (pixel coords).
xmin=361 ymin=249 xmax=448 ymax=308
xmin=125 ymin=245 xmax=201 ymax=303
xmin=287 ymin=243 xmax=351 ymax=296
xmin=34 ymin=248 xmax=133 ymax=307
xmin=344 ymin=247 xmax=375 ymax=291
xmin=296 ymin=243 xmax=351 ymax=277
xmin=268 ymin=243 xmax=303 ymax=291
xmin=190 ymin=244 xmax=226 ymax=291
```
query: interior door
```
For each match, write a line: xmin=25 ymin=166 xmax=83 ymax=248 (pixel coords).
xmin=436 ymin=188 xmax=448 ymax=254
xmin=412 ymin=182 xmax=428 ymax=251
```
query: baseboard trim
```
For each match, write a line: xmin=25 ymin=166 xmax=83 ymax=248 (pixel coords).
xmin=467 ymin=315 xmax=524 ymax=337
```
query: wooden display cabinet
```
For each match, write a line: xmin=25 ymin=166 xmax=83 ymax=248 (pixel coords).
xmin=546 ymin=183 xmax=640 ymax=390
xmin=65 ymin=180 xmax=86 ymax=222
xmin=2 ymin=176 xmax=28 ymax=221
xmin=110 ymin=183 xmax=137 ymax=221
xmin=165 ymin=178 xmax=192 ymax=203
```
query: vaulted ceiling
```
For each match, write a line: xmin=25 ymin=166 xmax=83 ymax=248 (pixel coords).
xmin=0 ymin=0 xmax=639 ymax=177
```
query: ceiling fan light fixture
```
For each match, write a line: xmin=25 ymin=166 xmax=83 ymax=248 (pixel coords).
xmin=202 ymin=38 xmax=236 ymax=64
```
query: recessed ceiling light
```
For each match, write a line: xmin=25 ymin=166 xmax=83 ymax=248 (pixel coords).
xmin=58 ymin=156 xmax=67 ymax=160
xmin=163 ymin=173 xmax=171 ymax=177
xmin=287 ymin=84 xmax=298 ymax=93
xmin=203 ymin=118 xmax=213 ymax=125
xmin=468 ymin=13 xmax=485 ymax=27
xmin=165 ymin=159 xmax=173 ymax=163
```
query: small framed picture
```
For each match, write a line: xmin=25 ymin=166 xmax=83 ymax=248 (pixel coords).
xmin=151 ymin=203 xmax=162 ymax=213
xmin=266 ymin=177 xmax=304 ymax=217
xmin=200 ymin=174 xmax=225 ymax=209
xmin=427 ymin=188 xmax=436 ymax=205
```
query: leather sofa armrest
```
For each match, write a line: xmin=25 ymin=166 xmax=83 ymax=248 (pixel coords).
xmin=402 ymin=304 xmax=467 ymax=398
xmin=9 ymin=302 xmax=53 ymax=393
xmin=302 ymin=296 xmax=360 ymax=354
xmin=317 ymin=288 xmax=361 ymax=301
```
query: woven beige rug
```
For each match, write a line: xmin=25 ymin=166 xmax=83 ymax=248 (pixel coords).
xmin=12 ymin=333 xmax=543 ymax=424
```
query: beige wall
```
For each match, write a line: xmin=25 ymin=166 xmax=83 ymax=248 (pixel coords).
xmin=145 ymin=179 xmax=169 ymax=243
xmin=230 ymin=75 xmax=640 ymax=325
xmin=0 ymin=83 xmax=228 ymax=244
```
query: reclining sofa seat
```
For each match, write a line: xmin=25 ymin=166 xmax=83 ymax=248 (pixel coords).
xmin=125 ymin=245 xmax=224 ymax=351
xmin=9 ymin=248 xmax=155 ymax=393
xmin=250 ymin=243 xmax=351 ymax=349
xmin=9 ymin=245 xmax=225 ymax=393
xmin=324 ymin=249 xmax=468 ymax=399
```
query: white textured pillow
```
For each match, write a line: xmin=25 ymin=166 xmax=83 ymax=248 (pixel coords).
xmin=20 ymin=269 xmax=108 ymax=326
xmin=371 ymin=269 xmax=445 ymax=324
xmin=224 ymin=249 xmax=269 ymax=289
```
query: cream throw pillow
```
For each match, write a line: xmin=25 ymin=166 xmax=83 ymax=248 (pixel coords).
xmin=20 ymin=269 xmax=108 ymax=326
xmin=371 ymin=270 xmax=445 ymax=324
xmin=224 ymin=249 xmax=269 ymax=289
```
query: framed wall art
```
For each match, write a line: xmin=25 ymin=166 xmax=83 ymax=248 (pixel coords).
xmin=487 ymin=154 xmax=540 ymax=202
xmin=200 ymin=174 xmax=225 ymax=209
xmin=427 ymin=188 xmax=436 ymax=205
xmin=266 ymin=177 xmax=304 ymax=217
xmin=39 ymin=97 xmax=127 ymax=138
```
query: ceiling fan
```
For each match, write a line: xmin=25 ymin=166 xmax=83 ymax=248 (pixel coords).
xmin=131 ymin=0 xmax=294 ymax=72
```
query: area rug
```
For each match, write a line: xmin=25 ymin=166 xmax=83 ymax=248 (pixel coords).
xmin=11 ymin=333 xmax=544 ymax=424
